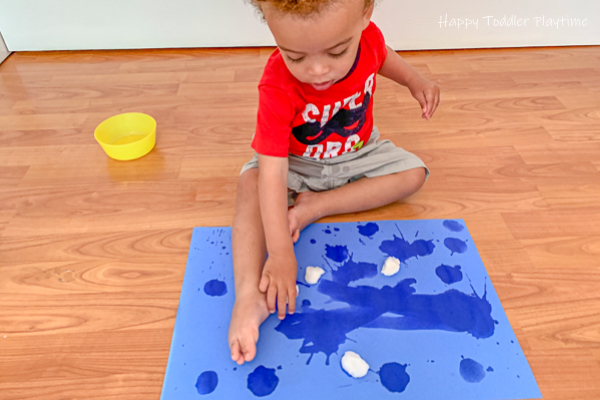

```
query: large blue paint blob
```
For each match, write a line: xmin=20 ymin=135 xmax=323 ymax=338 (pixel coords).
xmin=460 ymin=358 xmax=486 ymax=383
xmin=325 ymin=245 xmax=349 ymax=262
xmin=379 ymin=362 xmax=410 ymax=393
xmin=331 ymin=256 xmax=378 ymax=286
xmin=444 ymin=238 xmax=467 ymax=255
xmin=275 ymin=278 xmax=495 ymax=365
xmin=443 ymin=220 xmax=464 ymax=232
xmin=195 ymin=370 xmax=218 ymax=395
xmin=204 ymin=279 xmax=227 ymax=296
xmin=358 ymin=222 xmax=379 ymax=237
xmin=435 ymin=264 xmax=463 ymax=284
xmin=379 ymin=234 xmax=435 ymax=264
xmin=247 ymin=366 xmax=279 ymax=397
xmin=320 ymin=279 xmax=496 ymax=339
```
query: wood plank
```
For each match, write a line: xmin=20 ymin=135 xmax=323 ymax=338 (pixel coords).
xmin=515 ymin=142 xmax=600 ymax=164
xmin=503 ymin=210 xmax=600 ymax=238
xmin=0 ymin=260 xmax=186 ymax=295
xmin=0 ymin=229 xmax=191 ymax=263
xmin=520 ymin=236 xmax=600 ymax=270
xmin=537 ymin=184 xmax=600 ymax=210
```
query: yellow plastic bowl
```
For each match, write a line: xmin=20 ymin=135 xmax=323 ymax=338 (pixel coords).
xmin=94 ymin=112 xmax=156 ymax=161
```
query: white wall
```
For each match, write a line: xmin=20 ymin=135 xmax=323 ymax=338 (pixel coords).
xmin=376 ymin=0 xmax=599 ymax=50
xmin=0 ymin=0 xmax=598 ymax=51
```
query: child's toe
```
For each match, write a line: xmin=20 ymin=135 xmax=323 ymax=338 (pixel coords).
xmin=230 ymin=339 xmax=241 ymax=361
xmin=241 ymin=336 xmax=257 ymax=362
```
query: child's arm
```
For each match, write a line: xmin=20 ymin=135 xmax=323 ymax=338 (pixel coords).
xmin=256 ymin=154 xmax=297 ymax=320
xmin=378 ymin=45 xmax=440 ymax=120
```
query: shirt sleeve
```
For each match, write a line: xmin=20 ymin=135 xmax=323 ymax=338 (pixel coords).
xmin=368 ymin=22 xmax=388 ymax=71
xmin=251 ymin=84 xmax=295 ymax=157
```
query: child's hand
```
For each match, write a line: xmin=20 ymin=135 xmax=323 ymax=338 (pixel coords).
xmin=408 ymin=76 xmax=440 ymax=121
xmin=258 ymin=251 xmax=298 ymax=320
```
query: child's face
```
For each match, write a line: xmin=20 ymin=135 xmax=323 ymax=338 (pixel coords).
xmin=263 ymin=0 xmax=374 ymax=91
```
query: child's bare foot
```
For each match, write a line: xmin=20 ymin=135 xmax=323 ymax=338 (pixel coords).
xmin=288 ymin=191 xmax=322 ymax=243
xmin=228 ymin=291 xmax=270 ymax=365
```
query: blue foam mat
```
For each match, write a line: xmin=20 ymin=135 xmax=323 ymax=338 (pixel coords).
xmin=161 ymin=219 xmax=541 ymax=400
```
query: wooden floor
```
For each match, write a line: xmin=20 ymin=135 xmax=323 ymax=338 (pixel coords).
xmin=1 ymin=44 xmax=599 ymax=399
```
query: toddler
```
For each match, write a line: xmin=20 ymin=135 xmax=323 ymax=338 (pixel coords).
xmin=228 ymin=0 xmax=440 ymax=365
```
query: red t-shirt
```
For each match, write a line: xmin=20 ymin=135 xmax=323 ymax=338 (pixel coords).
xmin=251 ymin=21 xmax=388 ymax=159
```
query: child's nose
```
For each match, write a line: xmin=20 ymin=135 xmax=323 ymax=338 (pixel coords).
xmin=309 ymin=63 xmax=330 ymax=78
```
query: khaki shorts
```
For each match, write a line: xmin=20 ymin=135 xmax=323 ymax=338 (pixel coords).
xmin=241 ymin=126 xmax=429 ymax=205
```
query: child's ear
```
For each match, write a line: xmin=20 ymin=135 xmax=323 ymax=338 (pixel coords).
xmin=362 ymin=1 xmax=375 ymax=28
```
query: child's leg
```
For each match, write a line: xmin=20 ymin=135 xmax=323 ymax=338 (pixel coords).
xmin=228 ymin=168 xmax=270 ymax=365
xmin=288 ymin=168 xmax=427 ymax=241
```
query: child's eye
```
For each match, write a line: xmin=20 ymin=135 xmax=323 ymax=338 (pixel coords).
xmin=329 ymin=48 xmax=348 ymax=58
xmin=287 ymin=56 xmax=305 ymax=64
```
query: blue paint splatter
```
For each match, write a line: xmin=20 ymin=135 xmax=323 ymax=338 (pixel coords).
xmin=435 ymin=264 xmax=463 ymax=284
xmin=195 ymin=371 xmax=218 ymax=395
xmin=325 ymin=245 xmax=349 ymax=262
xmin=247 ymin=366 xmax=279 ymax=397
xmin=460 ymin=358 xmax=486 ymax=383
xmin=310 ymin=239 xmax=316 ymax=244
xmin=331 ymin=256 xmax=378 ymax=286
xmin=444 ymin=238 xmax=467 ymax=255
xmin=443 ymin=220 xmax=464 ymax=232
xmin=324 ymin=229 xmax=332 ymax=234
xmin=323 ymin=279 xmax=495 ymax=339
xmin=204 ymin=280 xmax=227 ymax=296
xmin=379 ymin=363 xmax=410 ymax=393
xmin=358 ymin=222 xmax=379 ymax=237
xmin=276 ymin=305 xmax=379 ymax=365
xmin=276 ymin=278 xmax=495 ymax=364
xmin=334 ymin=227 xmax=340 ymax=232
xmin=302 ymin=299 xmax=312 ymax=307
xmin=487 ymin=366 xmax=494 ymax=372
xmin=379 ymin=234 xmax=435 ymax=264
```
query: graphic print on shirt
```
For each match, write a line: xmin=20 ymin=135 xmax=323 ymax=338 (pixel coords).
xmin=293 ymin=72 xmax=375 ymax=159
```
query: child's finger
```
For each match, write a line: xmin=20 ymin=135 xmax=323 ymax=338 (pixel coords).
xmin=259 ymin=274 xmax=270 ymax=293
xmin=416 ymin=92 xmax=427 ymax=113
xmin=424 ymin=90 xmax=434 ymax=117
xmin=288 ymin=287 xmax=296 ymax=314
xmin=433 ymin=93 xmax=440 ymax=115
xmin=267 ymin=284 xmax=277 ymax=313
xmin=277 ymin=288 xmax=287 ymax=320
xmin=292 ymin=229 xmax=300 ymax=243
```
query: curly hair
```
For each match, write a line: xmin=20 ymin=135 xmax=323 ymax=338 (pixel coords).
xmin=248 ymin=0 xmax=375 ymax=19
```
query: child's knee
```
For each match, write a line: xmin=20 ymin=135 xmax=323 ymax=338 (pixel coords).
xmin=401 ymin=167 xmax=427 ymax=193
xmin=238 ymin=168 xmax=259 ymax=193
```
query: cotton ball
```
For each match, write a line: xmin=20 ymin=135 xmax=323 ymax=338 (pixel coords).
xmin=305 ymin=266 xmax=325 ymax=284
xmin=381 ymin=256 xmax=400 ymax=276
xmin=341 ymin=351 xmax=370 ymax=378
